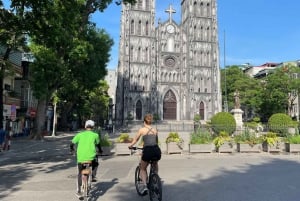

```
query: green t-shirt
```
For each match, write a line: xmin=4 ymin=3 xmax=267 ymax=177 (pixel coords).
xmin=71 ymin=130 xmax=100 ymax=163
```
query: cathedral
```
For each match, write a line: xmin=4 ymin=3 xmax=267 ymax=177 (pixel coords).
xmin=115 ymin=0 xmax=222 ymax=127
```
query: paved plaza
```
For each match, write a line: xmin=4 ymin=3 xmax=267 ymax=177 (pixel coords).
xmin=1 ymin=132 xmax=300 ymax=201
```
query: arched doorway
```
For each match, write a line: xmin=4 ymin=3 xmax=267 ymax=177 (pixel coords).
xmin=199 ymin=101 xmax=205 ymax=120
xmin=136 ymin=100 xmax=142 ymax=120
xmin=163 ymin=90 xmax=177 ymax=120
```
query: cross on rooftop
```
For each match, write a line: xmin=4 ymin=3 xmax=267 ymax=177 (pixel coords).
xmin=165 ymin=4 xmax=176 ymax=23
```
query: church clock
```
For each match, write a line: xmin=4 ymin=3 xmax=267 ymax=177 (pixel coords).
xmin=166 ymin=24 xmax=175 ymax=34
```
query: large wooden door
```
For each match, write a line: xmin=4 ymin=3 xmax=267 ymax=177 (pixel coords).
xmin=136 ymin=100 xmax=142 ymax=120
xmin=163 ymin=90 xmax=177 ymax=120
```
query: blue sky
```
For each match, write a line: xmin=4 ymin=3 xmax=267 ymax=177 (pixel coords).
xmin=3 ymin=0 xmax=300 ymax=69
xmin=93 ymin=0 xmax=300 ymax=69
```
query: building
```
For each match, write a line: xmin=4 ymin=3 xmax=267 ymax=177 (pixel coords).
xmin=115 ymin=0 xmax=222 ymax=126
xmin=243 ymin=62 xmax=279 ymax=78
xmin=105 ymin=69 xmax=117 ymax=105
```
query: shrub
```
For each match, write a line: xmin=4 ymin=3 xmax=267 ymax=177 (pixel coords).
xmin=234 ymin=128 xmax=263 ymax=146
xmin=166 ymin=132 xmax=183 ymax=143
xmin=213 ymin=131 xmax=234 ymax=148
xmin=190 ymin=128 xmax=213 ymax=144
xmin=210 ymin=112 xmax=236 ymax=134
xmin=268 ymin=113 xmax=294 ymax=136
xmin=262 ymin=132 xmax=279 ymax=146
xmin=100 ymin=133 xmax=112 ymax=146
xmin=285 ymin=134 xmax=300 ymax=144
xmin=116 ymin=133 xmax=133 ymax=143
xmin=193 ymin=114 xmax=201 ymax=122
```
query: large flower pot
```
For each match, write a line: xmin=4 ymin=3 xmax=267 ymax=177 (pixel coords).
xmin=237 ymin=143 xmax=262 ymax=153
xmin=101 ymin=146 xmax=112 ymax=156
xmin=189 ymin=144 xmax=213 ymax=153
xmin=285 ymin=143 xmax=300 ymax=153
xmin=114 ymin=143 xmax=132 ymax=155
xmin=262 ymin=141 xmax=285 ymax=153
xmin=166 ymin=142 xmax=183 ymax=154
xmin=216 ymin=142 xmax=235 ymax=153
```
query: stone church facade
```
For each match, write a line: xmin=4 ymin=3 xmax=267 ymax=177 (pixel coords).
xmin=115 ymin=0 xmax=221 ymax=126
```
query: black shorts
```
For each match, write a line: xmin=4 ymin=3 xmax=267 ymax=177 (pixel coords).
xmin=142 ymin=145 xmax=161 ymax=162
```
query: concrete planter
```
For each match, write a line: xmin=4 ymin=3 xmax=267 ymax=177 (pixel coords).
xmin=101 ymin=146 xmax=112 ymax=156
xmin=262 ymin=141 xmax=285 ymax=153
xmin=285 ymin=143 xmax=300 ymax=153
xmin=237 ymin=143 xmax=262 ymax=153
xmin=114 ymin=143 xmax=132 ymax=155
xmin=166 ymin=142 xmax=183 ymax=154
xmin=189 ymin=143 xmax=213 ymax=153
xmin=216 ymin=142 xmax=235 ymax=153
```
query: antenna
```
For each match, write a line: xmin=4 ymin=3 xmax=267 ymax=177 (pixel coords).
xmin=223 ymin=30 xmax=228 ymax=112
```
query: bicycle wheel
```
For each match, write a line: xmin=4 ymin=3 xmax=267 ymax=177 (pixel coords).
xmin=149 ymin=173 xmax=162 ymax=201
xmin=134 ymin=165 xmax=145 ymax=196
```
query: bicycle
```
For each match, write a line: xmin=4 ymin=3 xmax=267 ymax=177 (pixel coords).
xmin=130 ymin=147 xmax=162 ymax=201
xmin=80 ymin=161 xmax=92 ymax=201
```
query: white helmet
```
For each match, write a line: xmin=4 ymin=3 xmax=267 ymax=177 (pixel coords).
xmin=85 ymin=120 xmax=95 ymax=128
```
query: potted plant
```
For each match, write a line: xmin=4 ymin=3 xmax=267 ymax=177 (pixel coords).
xmin=189 ymin=128 xmax=213 ymax=153
xmin=234 ymin=129 xmax=263 ymax=153
xmin=166 ymin=132 xmax=183 ymax=154
xmin=213 ymin=131 xmax=235 ymax=153
xmin=114 ymin=133 xmax=133 ymax=155
xmin=262 ymin=132 xmax=283 ymax=153
xmin=285 ymin=134 xmax=300 ymax=153
xmin=100 ymin=133 xmax=113 ymax=155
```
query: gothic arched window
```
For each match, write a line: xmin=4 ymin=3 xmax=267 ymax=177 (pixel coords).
xmin=138 ymin=20 xmax=142 ymax=35
xmin=145 ymin=0 xmax=150 ymax=10
xmin=145 ymin=47 xmax=149 ymax=62
xmin=130 ymin=46 xmax=134 ymax=61
xmin=130 ymin=20 xmax=134 ymax=34
xmin=138 ymin=47 xmax=141 ymax=62
xmin=138 ymin=0 xmax=142 ymax=9
xmin=145 ymin=21 xmax=149 ymax=36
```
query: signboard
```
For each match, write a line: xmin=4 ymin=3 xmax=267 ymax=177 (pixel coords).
xmin=11 ymin=104 xmax=16 ymax=121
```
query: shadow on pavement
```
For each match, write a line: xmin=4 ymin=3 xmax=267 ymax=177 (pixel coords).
xmin=110 ymin=158 xmax=300 ymax=201
xmin=0 ymin=134 xmax=75 ymax=200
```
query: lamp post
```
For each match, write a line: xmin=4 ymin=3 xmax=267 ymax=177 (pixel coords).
xmin=108 ymin=98 xmax=114 ymax=133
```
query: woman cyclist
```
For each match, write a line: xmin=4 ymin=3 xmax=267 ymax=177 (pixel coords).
xmin=128 ymin=114 xmax=161 ymax=194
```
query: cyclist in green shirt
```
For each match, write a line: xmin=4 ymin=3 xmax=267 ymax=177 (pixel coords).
xmin=70 ymin=120 xmax=102 ymax=198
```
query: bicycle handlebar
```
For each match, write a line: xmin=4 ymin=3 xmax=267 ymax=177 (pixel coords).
xmin=129 ymin=147 xmax=143 ymax=150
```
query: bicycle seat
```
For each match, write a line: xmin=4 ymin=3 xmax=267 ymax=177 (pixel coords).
xmin=81 ymin=169 xmax=91 ymax=175
xmin=81 ymin=161 xmax=92 ymax=164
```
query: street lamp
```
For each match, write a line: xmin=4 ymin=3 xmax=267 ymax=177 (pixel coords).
xmin=108 ymin=98 xmax=114 ymax=133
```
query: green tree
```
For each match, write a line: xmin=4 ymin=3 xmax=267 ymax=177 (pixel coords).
xmin=221 ymin=66 xmax=262 ymax=119
xmin=2 ymin=0 xmax=135 ymax=138
xmin=0 ymin=3 xmax=28 ymax=128
xmin=259 ymin=64 xmax=300 ymax=121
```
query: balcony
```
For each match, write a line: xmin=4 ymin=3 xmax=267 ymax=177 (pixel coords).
xmin=3 ymin=94 xmax=21 ymax=107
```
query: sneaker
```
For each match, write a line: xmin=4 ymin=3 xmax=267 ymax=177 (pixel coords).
xmin=141 ymin=185 xmax=148 ymax=194
xmin=92 ymin=177 xmax=97 ymax=182
xmin=75 ymin=192 xmax=83 ymax=198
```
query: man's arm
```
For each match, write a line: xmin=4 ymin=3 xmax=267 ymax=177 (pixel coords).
xmin=70 ymin=143 xmax=75 ymax=154
xmin=96 ymin=143 xmax=103 ymax=154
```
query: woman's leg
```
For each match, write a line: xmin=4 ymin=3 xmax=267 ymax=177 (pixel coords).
xmin=152 ymin=161 xmax=158 ymax=173
xmin=140 ymin=160 xmax=149 ymax=186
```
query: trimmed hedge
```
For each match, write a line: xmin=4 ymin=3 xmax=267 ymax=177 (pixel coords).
xmin=210 ymin=112 xmax=236 ymax=135
xmin=268 ymin=113 xmax=294 ymax=136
